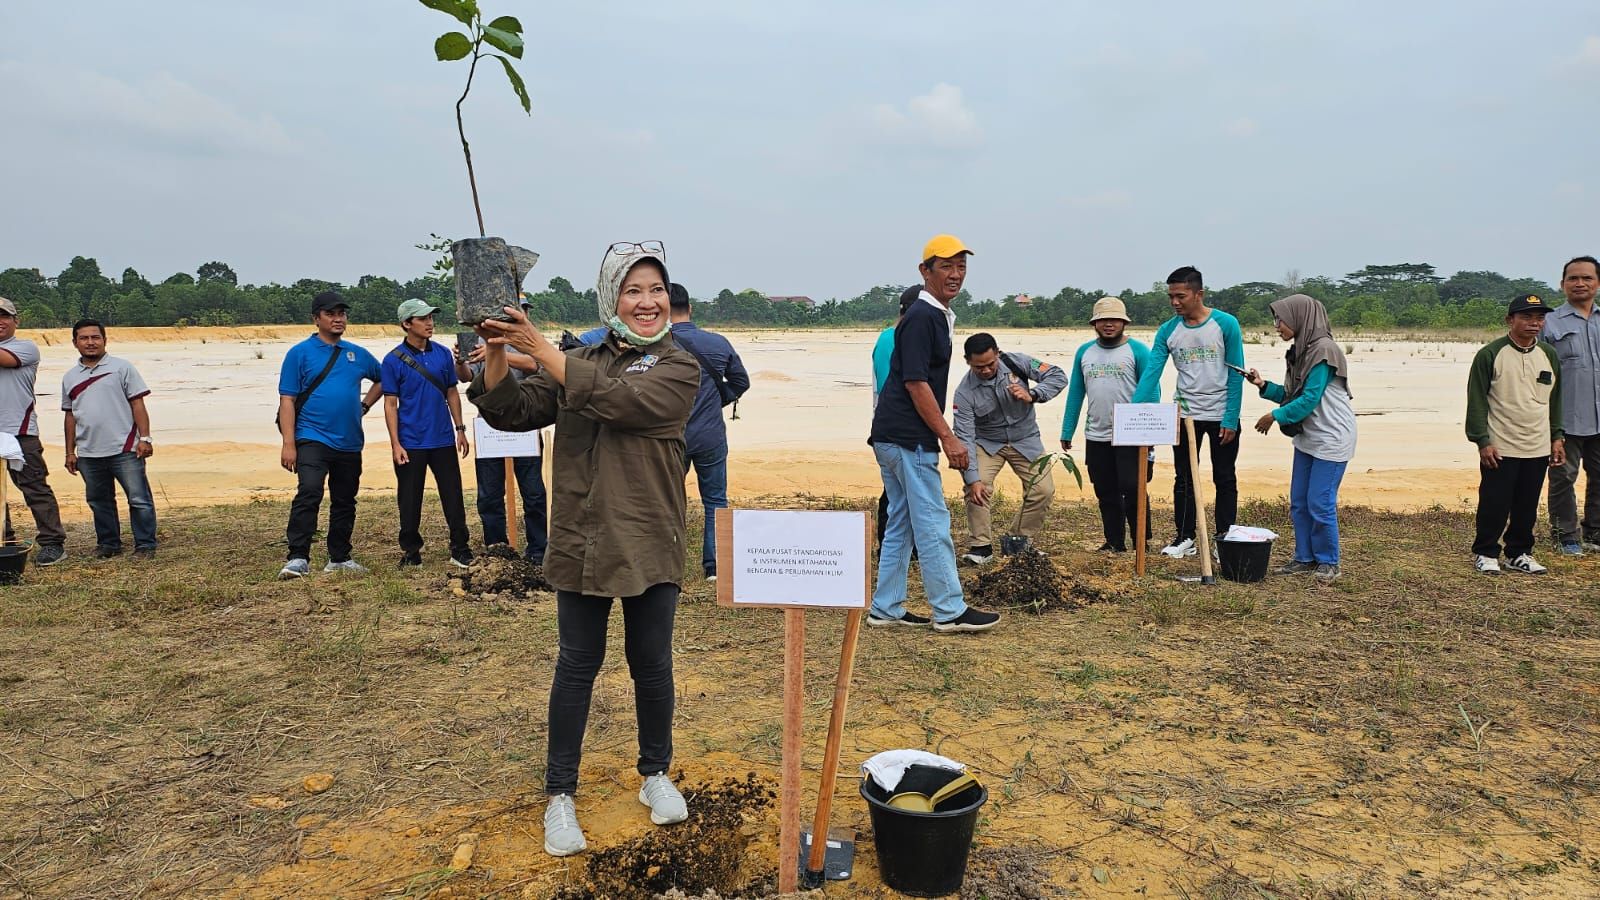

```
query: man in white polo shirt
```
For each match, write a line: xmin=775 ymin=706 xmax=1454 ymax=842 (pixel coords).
xmin=0 ymin=296 xmax=67 ymax=565
xmin=61 ymin=319 xmax=157 ymax=559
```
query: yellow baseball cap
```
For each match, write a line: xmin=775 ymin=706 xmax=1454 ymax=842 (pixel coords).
xmin=922 ymin=234 xmax=973 ymax=262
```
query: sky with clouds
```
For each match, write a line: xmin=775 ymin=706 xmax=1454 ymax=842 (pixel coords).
xmin=3 ymin=1 xmax=1596 ymax=301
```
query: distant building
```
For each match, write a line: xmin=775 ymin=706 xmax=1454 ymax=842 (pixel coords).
xmin=766 ymin=295 xmax=815 ymax=308
xmin=1010 ymin=293 xmax=1033 ymax=307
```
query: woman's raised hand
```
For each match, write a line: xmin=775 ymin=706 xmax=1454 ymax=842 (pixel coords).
xmin=478 ymin=305 xmax=550 ymax=357
xmin=1244 ymin=367 xmax=1265 ymax=388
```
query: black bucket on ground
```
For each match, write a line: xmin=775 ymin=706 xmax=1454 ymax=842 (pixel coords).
xmin=861 ymin=767 xmax=987 ymax=897
xmin=1219 ymin=538 xmax=1272 ymax=583
xmin=0 ymin=542 xmax=31 ymax=585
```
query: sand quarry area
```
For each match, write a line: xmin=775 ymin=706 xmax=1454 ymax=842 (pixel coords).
xmin=4 ymin=325 xmax=1598 ymax=899
xmin=22 ymin=324 xmax=1483 ymax=524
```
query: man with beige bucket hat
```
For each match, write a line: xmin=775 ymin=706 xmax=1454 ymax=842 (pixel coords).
xmin=1061 ymin=297 xmax=1155 ymax=552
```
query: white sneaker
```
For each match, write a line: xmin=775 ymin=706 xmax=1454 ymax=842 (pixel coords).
xmin=543 ymin=794 xmax=587 ymax=856
xmin=278 ymin=558 xmax=310 ymax=579
xmin=323 ymin=559 xmax=369 ymax=574
xmin=1503 ymin=554 xmax=1547 ymax=575
xmin=960 ymin=552 xmax=993 ymax=566
xmin=1474 ymin=555 xmax=1502 ymax=576
xmin=638 ymin=773 xmax=688 ymax=825
xmin=1161 ymin=538 xmax=1197 ymax=558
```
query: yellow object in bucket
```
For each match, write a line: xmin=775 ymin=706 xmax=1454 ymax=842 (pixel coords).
xmin=886 ymin=772 xmax=978 ymax=813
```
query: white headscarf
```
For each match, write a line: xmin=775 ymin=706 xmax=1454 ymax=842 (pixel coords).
xmin=597 ymin=248 xmax=672 ymax=346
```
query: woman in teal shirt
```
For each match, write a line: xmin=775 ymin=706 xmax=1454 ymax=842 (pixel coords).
xmin=1246 ymin=294 xmax=1356 ymax=582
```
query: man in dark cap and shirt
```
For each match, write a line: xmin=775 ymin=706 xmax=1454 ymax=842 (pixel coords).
xmin=277 ymin=291 xmax=384 ymax=578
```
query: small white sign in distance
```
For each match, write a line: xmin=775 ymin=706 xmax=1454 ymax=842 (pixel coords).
xmin=473 ymin=417 xmax=542 ymax=459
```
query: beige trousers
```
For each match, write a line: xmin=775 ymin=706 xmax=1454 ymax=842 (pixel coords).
xmin=964 ymin=444 xmax=1055 ymax=547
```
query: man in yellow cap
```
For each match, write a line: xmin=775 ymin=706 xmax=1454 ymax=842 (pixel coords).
xmin=867 ymin=235 xmax=1001 ymax=633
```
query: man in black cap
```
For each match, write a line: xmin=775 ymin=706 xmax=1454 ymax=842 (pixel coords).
xmin=276 ymin=291 xmax=384 ymax=578
xmin=1465 ymin=293 xmax=1566 ymax=576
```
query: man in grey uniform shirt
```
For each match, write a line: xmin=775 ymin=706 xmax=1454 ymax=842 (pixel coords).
xmin=952 ymin=331 xmax=1068 ymax=564
xmin=0 ymin=297 xmax=66 ymax=564
xmin=61 ymin=320 xmax=157 ymax=558
xmin=1542 ymin=255 xmax=1600 ymax=555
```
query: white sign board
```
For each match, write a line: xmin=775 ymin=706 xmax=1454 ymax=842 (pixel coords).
xmin=1112 ymin=402 xmax=1180 ymax=446
xmin=721 ymin=510 xmax=869 ymax=609
xmin=473 ymin=417 xmax=542 ymax=459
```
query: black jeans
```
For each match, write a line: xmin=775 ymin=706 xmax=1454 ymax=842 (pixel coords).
xmin=1474 ymin=456 xmax=1549 ymax=559
xmin=475 ymin=454 xmax=548 ymax=560
xmin=546 ymin=584 xmax=678 ymax=795
xmin=3 ymin=435 xmax=66 ymax=548
xmin=1086 ymin=440 xmax=1152 ymax=551
xmin=1173 ymin=420 xmax=1240 ymax=542
xmin=286 ymin=440 xmax=362 ymax=563
xmin=396 ymin=446 xmax=471 ymax=557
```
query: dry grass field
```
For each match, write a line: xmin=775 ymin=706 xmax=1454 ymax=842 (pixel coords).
xmin=1 ymin=493 xmax=1597 ymax=898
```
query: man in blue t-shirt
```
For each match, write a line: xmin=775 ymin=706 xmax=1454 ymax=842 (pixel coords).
xmin=383 ymin=299 xmax=473 ymax=570
xmin=1130 ymin=266 xmax=1246 ymax=557
xmin=277 ymin=291 xmax=383 ymax=578
xmin=867 ymin=235 xmax=1000 ymax=634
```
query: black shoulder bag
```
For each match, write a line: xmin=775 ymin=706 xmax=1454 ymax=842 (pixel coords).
xmin=678 ymin=342 xmax=741 ymax=409
xmin=276 ymin=343 xmax=341 ymax=433
xmin=390 ymin=347 xmax=453 ymax=398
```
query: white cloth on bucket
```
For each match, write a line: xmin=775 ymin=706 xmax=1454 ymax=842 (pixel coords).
xmin=862 ymin=750 xmax=966 ymax=792
xmin=1221 ymin=525 xmax=1277 ymax=543
xmin=0 ymin=434 xmax=23 ymax=471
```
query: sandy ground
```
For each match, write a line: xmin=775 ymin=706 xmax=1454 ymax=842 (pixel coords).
xmin=17 ymin=325 xmax=1485 ymax=528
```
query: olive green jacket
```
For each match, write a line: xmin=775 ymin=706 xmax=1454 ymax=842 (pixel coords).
xmin=468 ymin=335 xmax=699 ymax=597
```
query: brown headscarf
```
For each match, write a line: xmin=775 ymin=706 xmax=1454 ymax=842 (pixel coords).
xmin=1269 ymin=293 xmax=1350 ymax=397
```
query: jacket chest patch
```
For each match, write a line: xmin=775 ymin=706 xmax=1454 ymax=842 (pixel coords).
xmin=624 ymin=354 xmax=660 ymax=374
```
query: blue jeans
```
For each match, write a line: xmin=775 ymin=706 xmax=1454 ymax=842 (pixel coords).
xmin=476 ymin=454 xmax=548 ymax=561
xmin=686 ymin=443 xmax=728 ymax=573
xmin=77 ymin=452 xmax=157 ymax=552
xmin=1289 ymin=449 xmax=1346 ymax=565
xmin=872 ymin=442 xmax=966 ymax=623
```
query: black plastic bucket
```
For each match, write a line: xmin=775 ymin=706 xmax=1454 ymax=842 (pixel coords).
xmin=0 ymin=542 xmax=31 ymax=585
xmin=861 ymin=768 xmax=987 ymax=897
xmin=1219 ymin=539 xmax=1272 ymax=583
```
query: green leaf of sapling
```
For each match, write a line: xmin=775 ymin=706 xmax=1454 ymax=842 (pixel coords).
xmin=419 ymin=0 xmax=474 ymax=27
xmin=496 ymin=55 xmax=531 ymax=113
xmin=482 ymin=25 xmax=524 ymax=58
xmin=487 ymin=15 xmax=523 ymax=35
xmin=434 ymin=31 xmax=473 ymax=61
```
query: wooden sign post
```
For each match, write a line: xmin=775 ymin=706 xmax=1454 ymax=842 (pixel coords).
xmin=1113 ymin=402 xmax=1180 ymax=577
xmin=715 ymin=508 xmax=871 ymax=894
xmin=473 ymin=418 xmax=542 ymax=551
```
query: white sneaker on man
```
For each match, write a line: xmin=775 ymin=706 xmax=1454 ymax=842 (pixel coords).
xmin=1160 ymin=538 xmax=1197 ymax=558
xmin=543 ymin=794 xmax=587 ymax=856
xmin=1503 ymin=554 xmax=1547 ymax=575
xmin=1473 ymin=555 xmax=1502 ymax=576
xmin=638 ymin=773 xmax=688 ymax=825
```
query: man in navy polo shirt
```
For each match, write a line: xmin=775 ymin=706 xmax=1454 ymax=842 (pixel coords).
xmin=277 ymin=291 xmax=383 ymax=579
xmin=868 ymin=235 xmax=1001 ymax=634
xmin=383 ymin=299 xmax=473 ymax=569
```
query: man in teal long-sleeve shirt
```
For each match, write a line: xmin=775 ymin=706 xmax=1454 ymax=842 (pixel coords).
xmin=1061 ymin=297 xmax=1153 ymax=552
xmin=1129 ymin=266 xmax=1245 ymax=557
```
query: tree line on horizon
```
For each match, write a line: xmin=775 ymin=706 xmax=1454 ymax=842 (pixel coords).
xmin=0 ymin=257 xmax=1561 ymax=333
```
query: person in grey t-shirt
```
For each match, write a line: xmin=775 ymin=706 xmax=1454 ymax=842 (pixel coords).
xmin=0 ymin=296 xmax=67 ymax=565
xmin=61 ymin=320 xmax=157 ymax=558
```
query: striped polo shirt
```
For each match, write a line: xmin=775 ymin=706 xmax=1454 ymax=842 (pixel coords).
xmin=0 ymin=336 xmax=43 ymax=436
xmin=60 ymin=355 xmax=151 ymax=458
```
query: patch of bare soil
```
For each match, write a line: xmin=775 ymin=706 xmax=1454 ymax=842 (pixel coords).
xmin=970 ymin=549 xmax=1129 ymax=612
xmin=958 ymin=845 xmax=1058 ymax=900
xmin=553 ymin=774 xmax=775 ymax=900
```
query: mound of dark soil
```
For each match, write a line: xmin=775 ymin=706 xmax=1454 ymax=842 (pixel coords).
xmin=553 ymin=774 xmax=776 ymax=900
xmin=959 ymin=846 xmax=1058 ymax=899
xmin=451 ymin=548 xmax=552 ymax=599
xmin=970 ymin=549 xmax=1071 ymax=613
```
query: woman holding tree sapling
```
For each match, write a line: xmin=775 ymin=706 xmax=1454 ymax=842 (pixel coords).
xmin=1246 ymin=294 xmax=1357 ymax=583
xmin=468 ymin=242 xmax=699 ymax=857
